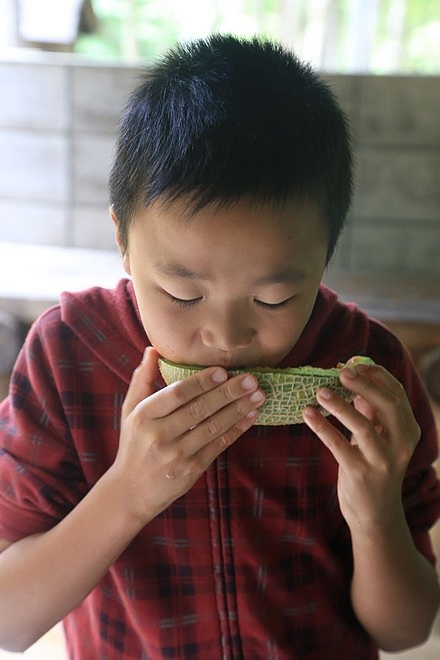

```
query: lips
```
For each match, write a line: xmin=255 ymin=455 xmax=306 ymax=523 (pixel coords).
xmin=172 ymin=355 xmax=259 ymax=369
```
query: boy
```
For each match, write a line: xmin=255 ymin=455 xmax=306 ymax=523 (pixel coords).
xmin=0 ymin=34 xmax=439 ymax=659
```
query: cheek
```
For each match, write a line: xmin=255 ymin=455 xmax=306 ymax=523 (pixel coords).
xmin=276 ymin=323 xmax=303 ymax=350
xmin=141 ymin=306 xmax=173 ymax=339
xmin=137 ymin=301 xmax=195 ymax=356
xmin=269 ymin=302 xmax=314 ymax=347
xmin=257 ymin=317 xmax=296 ymax=354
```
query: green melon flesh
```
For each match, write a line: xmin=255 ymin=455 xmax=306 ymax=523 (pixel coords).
xmin=158 ymin=356 xmax=374 ymax=426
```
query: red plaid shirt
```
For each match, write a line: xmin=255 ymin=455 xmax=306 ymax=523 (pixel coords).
xmin=0 ymin=279 xmax=439 ymax=659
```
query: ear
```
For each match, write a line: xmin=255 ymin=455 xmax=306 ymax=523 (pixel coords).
xmin=110 ymin=206 xmax=131 ymax=276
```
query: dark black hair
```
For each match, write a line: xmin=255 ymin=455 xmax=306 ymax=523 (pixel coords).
xmin=109 ymin=34 xmax=352 ymax=262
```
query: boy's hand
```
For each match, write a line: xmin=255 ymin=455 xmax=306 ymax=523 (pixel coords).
xmin=111 ymin=347 xmax=265 ymax=524
xmin=302 ymin=363 xmax=421 ymax=533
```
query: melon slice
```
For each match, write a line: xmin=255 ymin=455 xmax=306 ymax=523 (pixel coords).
xmin=158 ymin=356 xmax=374 ymax=426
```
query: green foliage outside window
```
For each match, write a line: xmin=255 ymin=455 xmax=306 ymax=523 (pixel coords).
xmin=74 ymin=0 xmax=440 ymax=73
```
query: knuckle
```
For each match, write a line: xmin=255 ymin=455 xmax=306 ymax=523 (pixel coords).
xmin=161 ymin=446 xmax=185 ymax=477
xmin=129 ymin=404 xmax=147 ymax=434
xmin=313 ymin=414 xmax=331 ymax=436
xmin=374 ymin=455 xmax=392 ymax=477
xmin=168 ymin=370 xmax=218 ymax=406
xmin=357 ymin=379 xmax=375 ymax=399
xmin=188 ymin=397 xmax=207 ymax=420
xmin=182 ymin=456 xmax=203 ymax=481
xmin=169 ymin=444 xmax=184 ymax=466
xmin=214 ymin=429 xmax=237 ymax=451
xmin=389 ymin=390 xmax=403 ymax=409
xmin=133 ymin=363 xmax=143 ymax=378
xmin=148 ymin=431 xmax=168 ymax=456
xmin=234 ymin=400 xmax=247 ymax=418
xmin=350 ymin=462 xmax=370 ymax=483
xmin=207 ymin=417 xmax=223 ymax=436
xmin=357 ymin=416 xmax=376 ymax=440
xmin=193 ymin=368 xmax=225 ymax=394
xmin=165 ymin=380 xmax=187 ymax=407
xmin=217 ymin=433 xmax=230 ymax=449
xmin=194 ymin=371 xmax=213 ymax=393
xmin=220 ymin=383 xmax=236 ymax=402
xmin=397 ymin=428 xmax=420 ymax=466
xmin=385 ymin=380 xmax=406 ymax=412
xmin=234 ymin=416 xmax=254 ymax=433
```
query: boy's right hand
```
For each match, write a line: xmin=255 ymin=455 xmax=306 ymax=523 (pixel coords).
xmin=110 ymin=347 xmax=265 ymax=525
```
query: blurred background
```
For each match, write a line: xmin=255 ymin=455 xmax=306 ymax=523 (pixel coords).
xmin=0 ymin=0 xmax=439 ymax=265
xmin=0 ymin=2 xmax=439 ymax=658
xmin=2 ymin=0 xmax=440 ymax=71
xmin=0 ymin=0 xmax=438 ymax=267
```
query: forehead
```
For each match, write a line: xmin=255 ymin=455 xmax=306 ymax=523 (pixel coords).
xmin=127 ymin=200 xmax=327 ymax=293
xmin=128 ymin=197 xmax=328 ymax=290
xmin=127 ymin=196 xmax=327 ymax=281
xmin=131 ymin=196 xmax=327 ymax=248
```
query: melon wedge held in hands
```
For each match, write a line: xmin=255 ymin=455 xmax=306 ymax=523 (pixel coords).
xmin=158 ymin=356 xmax=374 ymax=426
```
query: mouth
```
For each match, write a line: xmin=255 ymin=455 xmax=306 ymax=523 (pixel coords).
xmin=208 ymin=359 xmax=247 ymax=369
xmin=174 ymin=354 xmax=259 ymax=370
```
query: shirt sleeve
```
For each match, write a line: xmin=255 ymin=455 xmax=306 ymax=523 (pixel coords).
xmin=0 ymin=307 xmax=89 ymax=542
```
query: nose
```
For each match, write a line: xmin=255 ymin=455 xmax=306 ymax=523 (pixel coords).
xmin=201 ymin=307 xmax=255 ymax=352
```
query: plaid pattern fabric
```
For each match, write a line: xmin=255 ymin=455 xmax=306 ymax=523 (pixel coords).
xmin=0 ymin=279 xmax=439 ymax=659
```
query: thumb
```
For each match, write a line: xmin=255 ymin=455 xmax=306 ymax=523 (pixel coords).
xmin=122 ymin=347 xmax=161 ymax=420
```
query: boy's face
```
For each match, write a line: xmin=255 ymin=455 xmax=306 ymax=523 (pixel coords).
xmin=117 ymin=197 xmax=328 ymax=368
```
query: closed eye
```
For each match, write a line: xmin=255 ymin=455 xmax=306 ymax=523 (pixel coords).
xmin=167 ymin=293 xmax=202 ymax=308
xmin=254 ymin=296 xmax=294 ymax=310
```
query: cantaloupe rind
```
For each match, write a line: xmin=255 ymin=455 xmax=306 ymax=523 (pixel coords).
xmin=158 ymin=356 xmax=374 ymax=426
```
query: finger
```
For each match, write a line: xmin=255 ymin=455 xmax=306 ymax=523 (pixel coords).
xmin=176 ymin=385 xmax=265 ymax=454
xmin=174 ymin=373 xmax=263 ymax=433
xmin=140 ymin=365 xmax=229 ymax=419
xmin=315 ymin=385 xmax=419 ymax=474
xmin=302 ymin=405 xmax=355 ymax=465
xmin=339 ymin=365 xmax=420 ymax=444
xmin=122 ymin=347 xmax=161 ymax=420
xmin=146 ymin=372 xmax=264 ymax=439
xmin=315 ymin=387 xmax=385 ymax=459
xmin=353 ymin=396 xmax=386 ymax=436
xmin=352 ymin=394 xmax=376 ymax=421
xmin=197 ymin=406 xmax=261 ymax=463
xmin=165 ymin=405 xmax=261 ymax=481
xmin=340 ymin=364 xmax=408 ymax=414
xmin=153 ymin=375 xmax=265 ymax=481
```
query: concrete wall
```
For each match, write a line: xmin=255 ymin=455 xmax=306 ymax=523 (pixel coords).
xmin=328 ymin=74 xmax=440 ymax=275
xmin=0 ymin=53 xmax=439 ymax=274
xmin=0 ymin=54 xmax=139 ymax=250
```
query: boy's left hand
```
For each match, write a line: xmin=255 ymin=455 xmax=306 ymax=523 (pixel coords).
xmin=302 ymin=363 xmax=421 ymax=533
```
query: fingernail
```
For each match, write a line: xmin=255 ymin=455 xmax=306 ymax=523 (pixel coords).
xmin=354 ymin=364 xmax=370 ymax=375
xmin=212 ymin=369 xmax=227 ymax=383
xmin=318 ymin=387 xmax=333 ymax=400
xmin=241 ymin=375 xmax=257 ymax=390
xmin=302 ymin=406 xmax=314 ymax=420
xmin=341 ymin=367 xmax=357 ymax=379
xmin=249 ymin=390 xmax=264 ymax=403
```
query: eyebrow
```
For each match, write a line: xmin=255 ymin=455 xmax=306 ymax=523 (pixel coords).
xmin=155 ymin=261 xmax=305 ymax=285
xmin=255 ymin=269 xmax=306 ymax=285
xmin=155 ymin=261 xmax=210 ymax=280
